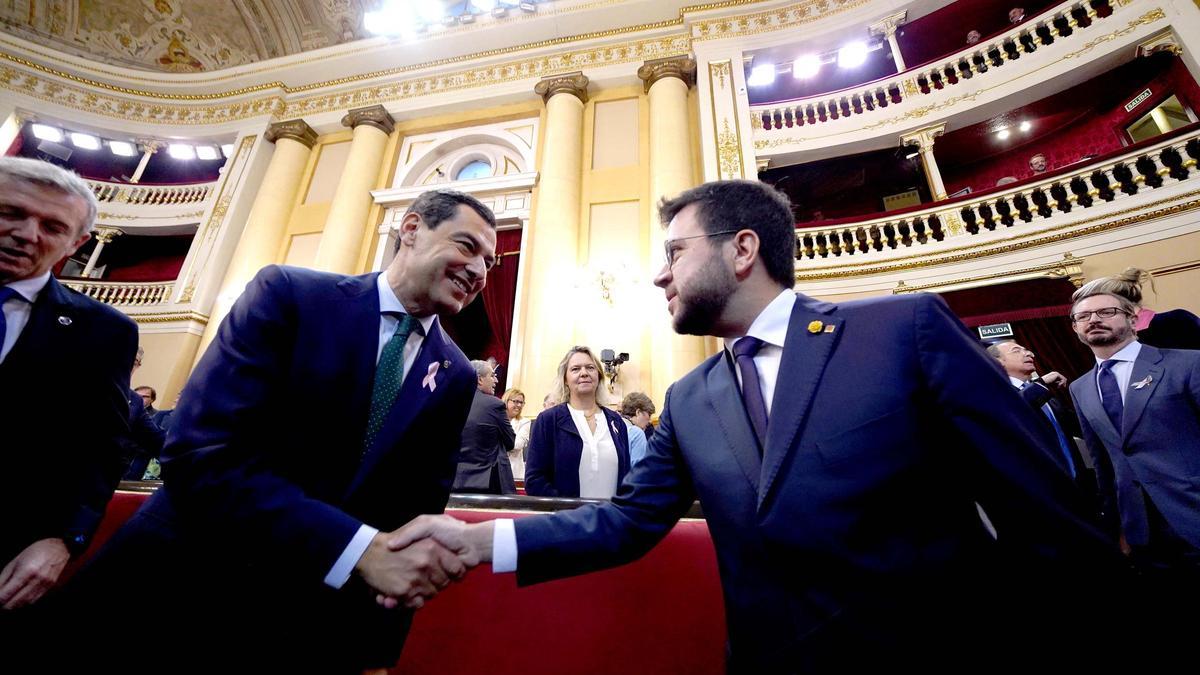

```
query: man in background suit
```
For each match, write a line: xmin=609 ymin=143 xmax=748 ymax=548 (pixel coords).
xmin=453 ymin=360 xmax=516 ymax=494
xmin=396 ymin=179 xmax=1124 ymax=672
xmin=0 ymin=157 xmax=138 ymax=612
xmin=121 ymin=350 xmax=165 ymax=481
xmin=1067 ymin=289 xmax=1200 ymax=573
xmin=986 ymin=340 xmax=1097 ymax=509
xmin=54 ymin=189 xmax=497 ymax=671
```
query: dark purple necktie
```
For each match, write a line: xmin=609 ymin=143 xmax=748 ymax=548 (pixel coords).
xmin=1097 ymin=359 xmax=1124 ymax=433
xmin=732 ymin=336 xmax=769 ymax=450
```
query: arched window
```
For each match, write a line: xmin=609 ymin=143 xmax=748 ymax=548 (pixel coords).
xmin=456 ymin=160 xmax=492 ymax=180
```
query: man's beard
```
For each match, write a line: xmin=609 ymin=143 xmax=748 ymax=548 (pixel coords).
xmin=1082 ymin=323 xmax=1133 ymax=347
xmin=672 ymin=253 xmax=736 ymax=336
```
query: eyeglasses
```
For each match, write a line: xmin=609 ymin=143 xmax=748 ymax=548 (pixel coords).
xmin=663 ymin=229 xmax=741 ymax=267
xmin=1070 ymin=307 xmax=1128 ymax=323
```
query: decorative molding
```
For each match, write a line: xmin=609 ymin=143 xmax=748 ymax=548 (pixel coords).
xmin=179 ymin=134 xmax=256 ymax=304
xmin=892 ymin=254 xmax=1084 ymax=294
xmin=899 ymin=123 xmax=946 ymax=152
xmin=717 ymin=120 xmax=743 ymax=180
xmin=691 ymin=0 xmax=873 ymax=41
xmin=638 ymin=56 xmax=696 ymax=93
xmin=126 ymin=311 xmax=210 ymax=325
xmin=92 ymin=227 xmax=123 ymax=244
xmin=373 ymin=172 xmax=539 ymax=208
xmin=342 ymin=104 xmax=395 ymax=135
xmin=868 ymin=11 xmax=908 ymax=38
xmin=264 ymin=119 xmax=317 ymax=148
xmin=534 ymin=72 xmax=590 ymax=104
xmin=1137 ymin=29 xmax=1183 ymax=58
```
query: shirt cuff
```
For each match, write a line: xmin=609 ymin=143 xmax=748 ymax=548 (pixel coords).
xmin=492 ymin=518 xmax=518 ymax=573
xmin=324 ymin=524 xmax=379 ymax=589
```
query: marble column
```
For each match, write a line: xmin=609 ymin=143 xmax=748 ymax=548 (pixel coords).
xmin=638 ymin=56 xmax=706 ymax=409
xmin=130 ymin=140 xmax=163 ymax=183
xmin=195 ymin=119 xmax=317 ymax=363
xmin=518 ymin=72 xmax=589 ymax=398
xmin=870 ymin=12 xmax=909 ymax=72
xmin=82 ymin=227 xmax=122 ymax=278
xmin=313 ymin=105 xmax=395 ymax=274
xmin=901 ymin=123 xmax=948 ymax=200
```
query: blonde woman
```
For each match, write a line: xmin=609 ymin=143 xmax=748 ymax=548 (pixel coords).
xmin=524 ymin=346 xmax=631 ymax=498
xmin=502 ymin=388 xmax=531 ymax=481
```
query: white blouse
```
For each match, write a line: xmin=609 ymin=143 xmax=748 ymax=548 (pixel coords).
xmin=567 ymin=405 xmax=620 ymax=499
xmin=508 ymin=417 xmax=532 ymax=481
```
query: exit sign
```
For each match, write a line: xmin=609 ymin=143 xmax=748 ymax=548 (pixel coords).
xmin=978 ymin=323 xmax=1014 ymax=339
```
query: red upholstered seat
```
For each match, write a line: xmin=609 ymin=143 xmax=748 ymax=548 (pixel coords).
xmin=67 ymin=492 xmax=727 ymax=674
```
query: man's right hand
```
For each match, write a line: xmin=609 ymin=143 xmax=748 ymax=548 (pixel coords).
xmin=354 ymin=533 xmax=467 ymax=610
xmin=1040 ymin=371 xmax=1068 ymax=390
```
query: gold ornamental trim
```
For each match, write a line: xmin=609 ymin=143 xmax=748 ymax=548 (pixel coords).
xmin=793 ymin=189 xmax=1200 ymax=281
xmin=127 ymin=311 xmax=210 ymax=325
xmin=891 ymin=255 xmax=1084 ymax=294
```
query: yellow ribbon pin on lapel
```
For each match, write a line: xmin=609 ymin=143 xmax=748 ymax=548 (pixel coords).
xmin=807 ymin=320 xmax=823 ymax=334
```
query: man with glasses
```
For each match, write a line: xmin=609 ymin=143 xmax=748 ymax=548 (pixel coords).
xmin=394 ymin=179 xmax=1124 ymax=671
xmin=1067 ymin=288 xmax=1200 ymax=577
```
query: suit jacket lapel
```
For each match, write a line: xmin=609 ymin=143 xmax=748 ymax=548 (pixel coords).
xmin=759 ymin=297 xmax=842 ymax=511
xmin=1121 ymin=345 xmax=1164 ymax=443
xmin=3 ymin=277 xmax=77 ymax=370
xmin=557 ymin=407 xmax=582 ymax=439
xmin=335 ymin=273 xmax=381 ymax=457
xmin=346 ymin=317 xmax=450 ymax=496
xmin=704 ymin=354 xmax=761 ymax=494
xmin=1076 ymin=366 xmax=1121 ymax=449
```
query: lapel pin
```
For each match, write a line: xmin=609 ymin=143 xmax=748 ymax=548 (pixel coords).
xmin=57 ymin=316 xmax=72 ymax=326
xmin=1132 ymin=375 xmax=1153 ymax=390
xmin=823 ymin=324 xmax=836 ymax=333
xmin=807 ymin=320 xmax=824 ymax=334
xmin=422 ymin=362 xmax=441 ymax=392
xmin=442 ymin=360 xmax=451 ymax=369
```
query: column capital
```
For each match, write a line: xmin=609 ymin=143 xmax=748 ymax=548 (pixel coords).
xmin=534 ymin=72 xmax=589 ymax=104
xmin=637 ymin=56 xmax=696 ymax=94
xmin=341 ymin=104 xmax=395 ymax=135
xmin=868 ymin=11 xmax=908 ymax=37
xmin=1138 ymin=32 xmax=1182 ymax=58
xmin=265 ymin=119 xmax=318 ymax=148
xmin=900 ymin=123 xmax=946 ymax=152
xmin=134 ymin=138 xmax=165 ymax=153
xmin=93 ymin=227 xmax=124 ymax=244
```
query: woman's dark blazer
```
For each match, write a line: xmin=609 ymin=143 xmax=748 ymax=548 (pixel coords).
xmin=524 ymin=403 xmax=631 ymax=497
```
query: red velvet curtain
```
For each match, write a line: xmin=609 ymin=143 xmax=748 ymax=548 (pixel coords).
xmin=479 ymin=228 xmax=522 ymax=375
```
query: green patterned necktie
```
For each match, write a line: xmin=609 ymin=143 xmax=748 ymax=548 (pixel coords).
xmin=362 ymin=312 xmax=423 ymax=456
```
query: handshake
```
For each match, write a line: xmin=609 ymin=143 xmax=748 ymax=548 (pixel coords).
xmin=353 ymin=515 xmax=494 ymax=610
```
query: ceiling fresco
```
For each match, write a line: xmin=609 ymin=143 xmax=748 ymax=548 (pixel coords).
xmin=0 ymin=0 xmax=379 ymax=72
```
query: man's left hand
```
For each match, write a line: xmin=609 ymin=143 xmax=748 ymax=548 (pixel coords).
xmin=1040 ymin=371 xmax=1068 ymax=390
xmin=0 ymin=538 xmax=70 ymax=610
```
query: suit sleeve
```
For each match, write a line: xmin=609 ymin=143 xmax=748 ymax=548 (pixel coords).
xmin=492 ymin=399 xmax=515 ymax=451
xmin=515 ymin=385 xmax=696 ymax=586
xmin=523 ymin=411 xmax=558 ymax=497
xmin=56 ymin=311 xmax=138 ymax=555
xmin=912 ymin=294 xmax=1119 ymax=568
xmin=1018 ymin=381 xmax=1054 ymax=409
xmin=129 ymin=399 xmax=166 ymax=459
xmin=159 ymin=266 xmax=364 ymax=583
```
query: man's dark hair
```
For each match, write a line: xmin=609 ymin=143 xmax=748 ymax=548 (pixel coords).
xmin=658 ymin=180 xmax=796 ymax=288
xmin=134 ymin=385 xmax=157 ymax=403
xmin=395 ymin=189 xmax=497 ymax=253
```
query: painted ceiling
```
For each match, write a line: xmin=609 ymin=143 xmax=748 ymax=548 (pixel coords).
xmin=0 ymin=0 xmax=389 ymax=73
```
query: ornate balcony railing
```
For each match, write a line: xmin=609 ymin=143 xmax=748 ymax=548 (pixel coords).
xmin=61 ymin=280 xmax=174 ymax=305
xmin=88 ymin=180 xmax=216 ymax=206
xmin=752 ymin=0 xmax=1111 ymax=133
xmin=794 ymin=127 xmax=1200 ymax=264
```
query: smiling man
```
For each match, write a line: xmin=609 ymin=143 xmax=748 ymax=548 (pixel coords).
xmin=0 ymin=157 xmax=138 ymax=613
xmin=57 ymin=189 xmax=497 ymax=670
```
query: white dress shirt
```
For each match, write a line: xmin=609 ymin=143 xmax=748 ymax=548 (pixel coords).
xmin=567 ymin=405 xmax=620 ymax=499
xmin=492 ymin=289 xmax=799 ymax=573
xmin=1 ymin=272 xmax=51 ymax=365
xmin=1094 ymin=340 xmax=1142 ymax=406
xmin=324 ymin=273 xmax=437 ymax=589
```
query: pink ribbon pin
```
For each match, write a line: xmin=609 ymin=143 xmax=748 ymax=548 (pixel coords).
xmin=422 ymin=362 xmax=440 ymax=392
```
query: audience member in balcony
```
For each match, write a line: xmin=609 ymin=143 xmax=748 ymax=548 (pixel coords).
xmin=453 ymin=361 xmax=517 ymax=494
xmin=1029 ymin=153 xmax=1048 ymax=174
xmin=966 ymin=29 xmax=982 ymax=45
xmin=120 ymin=348 xmax=165 ymax=482
xmin=524 ymin=346 xmax=632 ymax=498
xmin=619 ymin=391 xmax=656 ymax=464
xmin=502 ymin=388 xmax=531 ymax=481
xmin=986 ymin=340 xmax=1100 ymax=514
xmin=1009 ymin=7 xmax=1026 ymax=24
xmin=1067 ymin=289 xmax=1200 ymax=582
xmin=392 ymin=179 xmax=1126 ymax=672
xmin=0 ymin=157 xmax=138 ymax=611
xmin=49 ymin=189 xmax=496 ymax=670
xmin=1077 ymin=267 xmax=1200 ymax=350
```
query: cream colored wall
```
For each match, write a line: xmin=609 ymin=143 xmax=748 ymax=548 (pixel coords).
xmin=1081 ymin=229 xmax=1200 ymax=313
xmin=135 ymin=331 xmax=202 ymax=405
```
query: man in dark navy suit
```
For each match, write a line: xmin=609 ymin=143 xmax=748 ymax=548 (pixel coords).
xmin=453 ymin=360 xmax=516 ymax=494
xmin=57 ymin=189 xmax=497 ymax=671
xmin=0 ymin=157 xmax=138 ymax=612
xmin=397 ymin=180 xmax=1125 ymax=672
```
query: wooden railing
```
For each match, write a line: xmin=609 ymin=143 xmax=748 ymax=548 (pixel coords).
xmin=752 ymin=0 xmax=1111 ymax=132
xmin=794 ymin=127 xmax=1200 ymax=262
xmin=87 ymin=179 xmax=216 ymax=206
xmin=61 ymin=280 xmax=174 ymax=305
